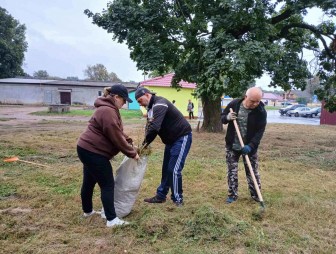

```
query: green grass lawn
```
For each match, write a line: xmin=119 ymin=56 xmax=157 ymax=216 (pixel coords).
xmin=0 ymin=116 xmax=335 ymax=253
xmin=31 ymin=108 xmax=144 ymax=118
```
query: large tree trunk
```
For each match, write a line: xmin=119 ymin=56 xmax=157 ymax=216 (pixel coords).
xmin=200 ymin=96 xmax=223 ymax=132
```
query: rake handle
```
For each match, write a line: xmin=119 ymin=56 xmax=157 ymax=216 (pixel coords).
xmin=18 ymin=159 xmax=49 ymax=168
xmin=229 ymin=108 xmax=264 ymax=203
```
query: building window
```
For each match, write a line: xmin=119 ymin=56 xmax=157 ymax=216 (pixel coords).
xmin=98 ymin=91 xmax=102 ymax=96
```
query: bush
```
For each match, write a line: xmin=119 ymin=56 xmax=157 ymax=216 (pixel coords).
xmin=296 ymin=97 xmax=307 ymax=105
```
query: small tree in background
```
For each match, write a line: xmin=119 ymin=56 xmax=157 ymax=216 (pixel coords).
xmin=109 ymin=71 xmax=122 ymax=82
xmin=33 ymin=70 xmax=49 ymax=79
xmin=297 ymin=97 xmax=307 ymax=105
xmin=66 ymin=76 xmax=79 ymax=81
xmin=84 ymin=63 xmax=122 ymax=82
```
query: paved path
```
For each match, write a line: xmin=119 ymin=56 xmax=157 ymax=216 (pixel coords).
xmin=267 ymin=110 xmax=320 ymax=125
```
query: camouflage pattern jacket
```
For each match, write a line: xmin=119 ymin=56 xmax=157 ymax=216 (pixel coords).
xmin=221 ymin=98 xmax=267 ymax=153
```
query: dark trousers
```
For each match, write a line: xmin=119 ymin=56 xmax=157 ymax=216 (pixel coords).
xmin=189 ymin=111 xmax=194 ymax=119
xmin=77 ymin=146 xmax=116 ymax=221
xmin=156 ymin=132 xmax=192 ymax=203
xmin=225 ymin=147 xmax=261 ymax=200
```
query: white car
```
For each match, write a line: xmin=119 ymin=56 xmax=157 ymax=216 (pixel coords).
xmin=286 ymin=107 xmax=311 ymax=117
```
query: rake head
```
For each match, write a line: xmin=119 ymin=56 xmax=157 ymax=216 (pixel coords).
xmin=3 ymin=157 xmax=19 ymax=162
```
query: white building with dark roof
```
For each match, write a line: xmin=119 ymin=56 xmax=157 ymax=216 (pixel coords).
xmin=0 ymin=78 xmax=137 ymax=106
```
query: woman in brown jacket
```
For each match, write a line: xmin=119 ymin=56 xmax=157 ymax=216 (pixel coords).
xmin=77 ymin=84 xmax=139 ymax=227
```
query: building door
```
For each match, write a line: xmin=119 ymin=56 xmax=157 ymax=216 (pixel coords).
xmin=60 ymin=92 xmax=71 ymax=105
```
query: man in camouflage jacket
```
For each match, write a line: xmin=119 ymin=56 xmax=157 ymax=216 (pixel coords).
xmin=221 ymin=87 xmax=267 ymax=204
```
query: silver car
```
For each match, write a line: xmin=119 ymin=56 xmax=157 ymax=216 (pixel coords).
xmin=303 ymin=107 xmax=321 ymax=117
xmin=286 ymin=107 xmax=311 ymax=117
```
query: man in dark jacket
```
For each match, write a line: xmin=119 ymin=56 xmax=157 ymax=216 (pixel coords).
xmin=221 ymin=87 xmax=267 ymax=204
xmin=135 ymin=87 xmax=192 ymax=207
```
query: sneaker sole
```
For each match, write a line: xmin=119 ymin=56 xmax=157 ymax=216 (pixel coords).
xmin=83 ymin=211 xmax=97 ymax=217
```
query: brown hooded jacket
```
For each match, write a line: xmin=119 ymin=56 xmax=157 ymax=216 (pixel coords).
xmin=77 ymin=95 xmax=137 ymax=159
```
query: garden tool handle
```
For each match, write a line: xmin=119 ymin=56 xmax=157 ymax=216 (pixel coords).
xmin=18 ymin=159 xmax=49 ymax=168
xmin=229 ymin=108 xmax=264 ymax=203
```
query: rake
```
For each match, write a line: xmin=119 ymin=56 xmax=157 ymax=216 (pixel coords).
xmin=229 ymin=108 xmax=265 ymax=215
xmin=3 ymin=156 xmax=49 ymax=168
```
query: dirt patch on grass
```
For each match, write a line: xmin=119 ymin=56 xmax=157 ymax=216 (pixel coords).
xmin=0 ymin=105 xmax=90 ymax=126
xmin=0 ymin=207 xmax=32 ymax=214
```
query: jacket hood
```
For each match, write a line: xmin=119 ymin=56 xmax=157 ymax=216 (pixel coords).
xmin=94 ymin=95 xmax=118 ymax=110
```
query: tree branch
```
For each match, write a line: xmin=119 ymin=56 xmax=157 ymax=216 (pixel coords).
xmin=271 ymin=9 xmax=295 ymax=24
xmin=280 ymin=23 xmax=336 ymax=59
xmin=175 ymin=0 xmax=193 ymax=23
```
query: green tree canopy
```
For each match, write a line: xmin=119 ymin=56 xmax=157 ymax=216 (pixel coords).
xmin=66 ymin=76 xmax=79 ymax=81
xmin=0 ymin=7 xmax=28 ymax=79
xmin=85 ymin=0 xmax=336 ymax=130
xmin=84 ymin=63 xmax=122 ymax=82
xmin=33 ymin=70 xmax=49 ymax=79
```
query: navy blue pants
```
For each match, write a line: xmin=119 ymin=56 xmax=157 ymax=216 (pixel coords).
xmin=77 ymin=146 xmax=116 ymax=221
xmin=156 ymin=132 xmax=192 ymax=203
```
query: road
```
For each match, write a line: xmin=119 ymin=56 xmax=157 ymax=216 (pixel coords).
xmin=267 ymin=110 xmax=320 ymax=125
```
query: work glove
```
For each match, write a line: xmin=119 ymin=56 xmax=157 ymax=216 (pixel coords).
xmin=227 ymin=111 xmax=237 ymax=121
xmin=241 ymin=145 xmax=252 ymax=155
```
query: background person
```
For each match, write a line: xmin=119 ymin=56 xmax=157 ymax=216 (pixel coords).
xmin=221 ymin=87 xmax=267 ymax=204
xmin=77 ymin=84 xmax=139 ymax=227
xmin=135 ymin=87 xmax=192 ymax=207
xmin=187 ymin=99 xmax=194 ymax=119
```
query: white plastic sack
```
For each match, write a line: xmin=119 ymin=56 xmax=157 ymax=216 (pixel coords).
xmin=114 ymin=156 xmax=148 ymax=218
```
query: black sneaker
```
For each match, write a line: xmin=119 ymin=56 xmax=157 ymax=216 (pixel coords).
xmin=144 ymin=195 xmax=166 ymax=203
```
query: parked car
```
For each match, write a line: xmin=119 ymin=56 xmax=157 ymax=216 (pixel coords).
xmin=286 ymin=107 xmax=311 ymax=117
xmin=303 ymin=107 xmax=321 ymax=118
xmin=279 ymin=104 xmax=306 ymax=116
xmin=281 ymin=101 xmax=292 ymax=106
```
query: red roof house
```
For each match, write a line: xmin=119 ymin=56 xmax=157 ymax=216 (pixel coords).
xmin=139 ymin=73 xmax=199 ymax=118
xmin=140 ymin=73 xmax=196 ymax=89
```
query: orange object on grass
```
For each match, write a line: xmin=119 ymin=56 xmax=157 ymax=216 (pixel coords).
xmin=3 ymin=156 xmax=49 ymax=167
xmin=3 ymin=156 xmax=20 ymax=162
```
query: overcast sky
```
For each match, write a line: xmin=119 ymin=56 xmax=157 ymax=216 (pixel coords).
xmin=1 ymin=0 xmax=144 ymax=82
xmin=1 ymin=1 xmax=334 ymax=88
